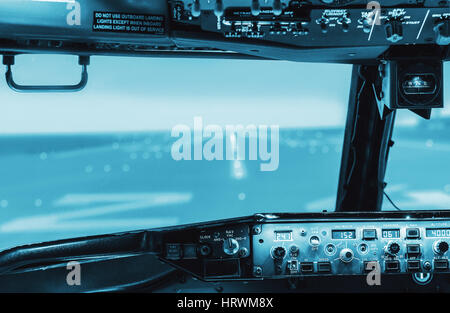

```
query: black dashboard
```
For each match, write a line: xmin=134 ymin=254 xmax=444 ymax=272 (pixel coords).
xmin=0 ymin=0 xmax=447 ymax=64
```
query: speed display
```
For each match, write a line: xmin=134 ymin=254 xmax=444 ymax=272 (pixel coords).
xmin=332 ymin=230 xmax=356 ymax=239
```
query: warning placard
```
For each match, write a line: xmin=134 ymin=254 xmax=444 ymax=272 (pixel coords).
xmin=93 ymin=12 xmax=165 ymax=35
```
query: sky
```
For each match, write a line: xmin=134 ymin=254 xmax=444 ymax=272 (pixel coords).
xmin=0 ymin=54 xmax=448 ymax=134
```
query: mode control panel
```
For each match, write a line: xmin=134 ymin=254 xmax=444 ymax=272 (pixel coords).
xmin=252 ymin=221 xmax=450 ymax=278
xmin=158 ymin=212 xmax=450 ymax=282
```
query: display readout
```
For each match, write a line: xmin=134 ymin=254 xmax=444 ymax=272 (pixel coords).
xmin=332 ymin=230 xmax=356 ymax=239
xmin=274 ymin=231 xmax=292 ymax=241
xmin=382 ymin=229 xmax=400 ymax=238
xmin=426 ymin=228 xmax=450 ymax=237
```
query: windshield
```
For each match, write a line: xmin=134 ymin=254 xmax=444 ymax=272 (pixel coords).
xmin=0 ymin=55 xmax=447 ymax=251
xmin=383 ymin=110 xmax=450 ymax=211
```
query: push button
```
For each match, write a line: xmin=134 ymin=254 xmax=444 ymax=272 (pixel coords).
xmin=300 ymin=262 xmax=314 ymax=273
xmin=407 ymin=244 xmax=421 ymax=257
xmin=385 ymin=260 xmax=400 ymax=272
xmin=363 ymin=229 xmax=377 ymax=240
xmin=434 ymin=259 xmax=449 ymax=271
xmin=407 ymin=260 xmax=421 ymax=272
xmin=166 ymin=243 xmax=183 ymax=260
xmin=406 ymin=228 xmax=420 ymax=239
xmin=318 ymin=261 xmax=331 ymax=273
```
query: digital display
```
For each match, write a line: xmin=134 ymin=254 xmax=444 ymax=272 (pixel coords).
xmin=426 ymin=228 xmax=450 ymax=237
xmin=274 ymin=231 xmax=292 ymax=241
xmin=332 ymin=230 xmax=355 ymax=239
xmin=382 ymin=229 xmax=400 ymax=238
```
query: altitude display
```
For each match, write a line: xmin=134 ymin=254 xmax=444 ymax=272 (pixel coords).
xmin=426 ymin=228 xmax=450 ymax=237
xmin=382 ymin=229 xmax=400 ymax=238
xmin=332 ymin=230 xmax=355 ymax=239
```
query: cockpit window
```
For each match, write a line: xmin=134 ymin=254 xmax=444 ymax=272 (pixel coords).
xmin=383 ymin=63 xmax=450 ymax=211
xmin=0 ymin=55 xmax=351 ymax=250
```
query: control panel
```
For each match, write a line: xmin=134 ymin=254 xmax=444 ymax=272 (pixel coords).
xmin=0 ymin=0 xmax=448 ymax=64
xmin=164 ymin=223 xmax=252 ymax=279
xmin=252 ymin=220 xmax=450 ymax=278
xmin=158 ymin=212 xmax=450 ymax=283
xmin=170 ymin=0 xmax=450 ymax=48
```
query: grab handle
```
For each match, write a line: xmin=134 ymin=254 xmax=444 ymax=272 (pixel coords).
xmin=3 ymin=55 xmax=89 ymax=93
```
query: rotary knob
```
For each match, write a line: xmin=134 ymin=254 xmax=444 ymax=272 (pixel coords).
xmin=272 ymin=246 xmax=287 ymax=259
xmin=433 ymin=240 xmax=449 ymax=254
xmin=385 ymin=241 xmax=400 ymax=255
xmin=223 ymin=238 xmax=239 ymax=255
xmin=339 ymin=248 xmax=354 ymax=263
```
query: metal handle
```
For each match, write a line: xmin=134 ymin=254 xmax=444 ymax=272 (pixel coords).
xmin=3 ymin=55 xmax=89 ymax=93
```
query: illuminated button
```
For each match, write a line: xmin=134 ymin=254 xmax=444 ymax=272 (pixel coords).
xmin=406 ymin=228 xmax=420 ymax=239
xmin=363 ymin=229 xmax=377 ymax=240
xmin=385 ymin=260 xmax=400 ymax=272
xmin=407 ymin=244 xmax=421 ymax=257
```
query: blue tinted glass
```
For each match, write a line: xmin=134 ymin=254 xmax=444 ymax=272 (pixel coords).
xmin=0 ymin=55 xmax=350 ymax=250
xmin=383 ymin=63 xmax=450 ymax=211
